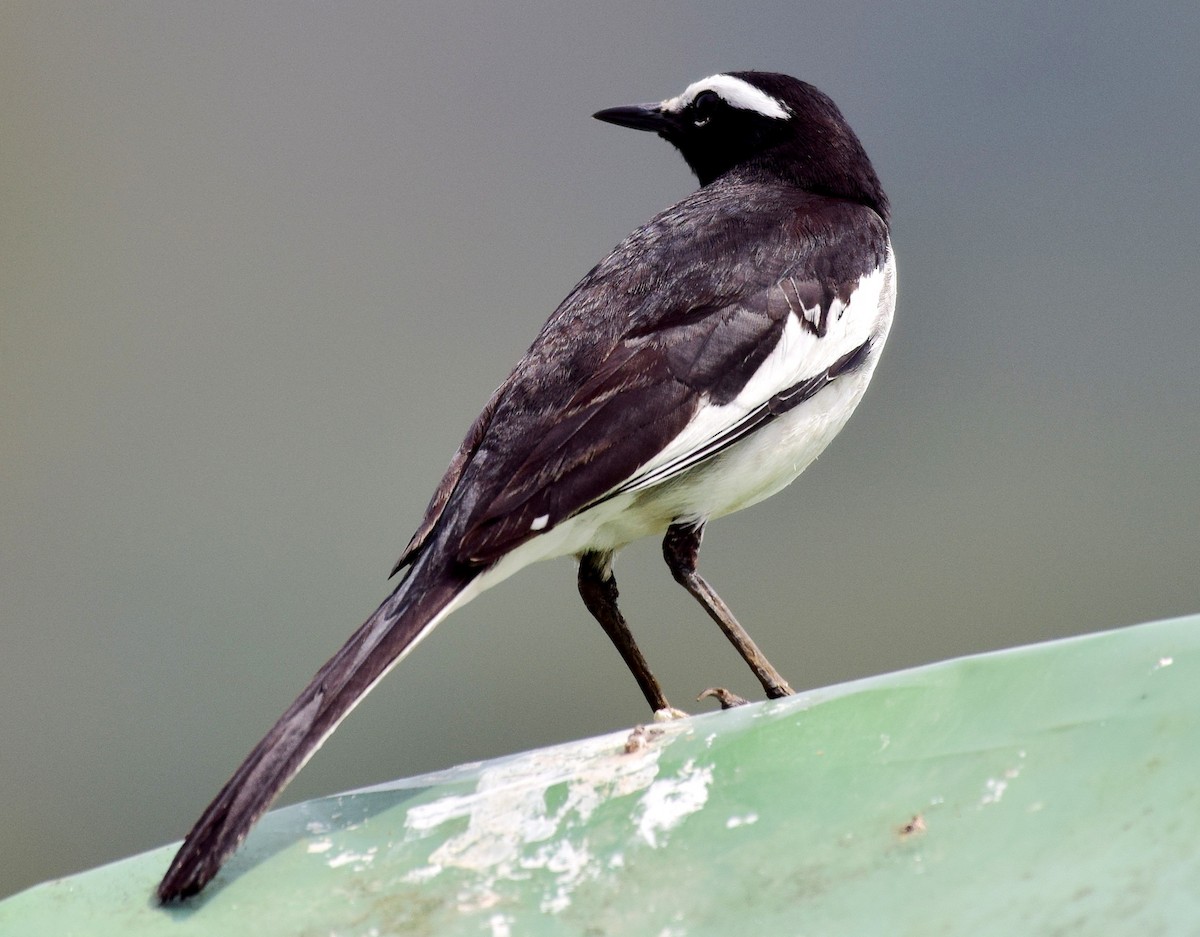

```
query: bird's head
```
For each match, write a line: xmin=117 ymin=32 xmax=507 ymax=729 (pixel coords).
xmin=594 ymin=71 xmax=888 ymax=221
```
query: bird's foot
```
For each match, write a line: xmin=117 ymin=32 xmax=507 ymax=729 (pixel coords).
xmin=697 ymin=687 xmax=750 ymax=709
xmin=623 ymin=707 xmax=688 ymax=753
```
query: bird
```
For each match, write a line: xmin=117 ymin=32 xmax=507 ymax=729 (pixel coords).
xmin=156 ymin=70 xmax=896 ymax=902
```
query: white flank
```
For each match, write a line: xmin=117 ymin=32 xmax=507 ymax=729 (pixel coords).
xmin=616 ymin=248 xmax=895 ymax=499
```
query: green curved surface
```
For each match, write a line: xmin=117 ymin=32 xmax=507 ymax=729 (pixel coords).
xmin=4 ymin=614 xmax=1199 ymax=935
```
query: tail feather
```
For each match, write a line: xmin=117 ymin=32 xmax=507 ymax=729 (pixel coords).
xmin=156 ymin=558 xmax=471 ymax=902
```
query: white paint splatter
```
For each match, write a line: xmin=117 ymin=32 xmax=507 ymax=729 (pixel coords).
xmin=327 ymin=846 xmax=377 ymax=869
xmin=487 ymin=913 xmax=514 ymax=937
xmin=637 ymin=759 xmax=714 ymax=847
xmin=981 ymin=777 xmax=1008 ymax=805
xmin=529 ymin=840 xmax=596 ymax=913
xmin=401 ymin=863 xmax=442 ymax=884
xmin=981 ymin=768 xmax=1020 ymax=806
xmin=401 ymin=723 xmax=693 ymax=913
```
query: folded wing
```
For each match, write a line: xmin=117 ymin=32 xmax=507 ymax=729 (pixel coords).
xmin=395 ymin=186 xmax=890 ymax=571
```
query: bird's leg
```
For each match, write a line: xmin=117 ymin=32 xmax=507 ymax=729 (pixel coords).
xmin=663 ymin=521 xmax=795 ymax=699
xmin=577 ymin=550 xmax=673 ymax=714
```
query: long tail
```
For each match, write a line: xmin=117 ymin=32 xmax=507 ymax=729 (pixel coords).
xmin=156 ymin=555 xmax=473 ymax=902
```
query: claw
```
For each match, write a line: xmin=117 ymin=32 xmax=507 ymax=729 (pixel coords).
xmin=697 ymin=687 xmax=749 ymax=709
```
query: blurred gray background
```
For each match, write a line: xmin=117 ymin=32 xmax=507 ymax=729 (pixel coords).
xmin=3 ymin=0 xmax=1197 ymax=900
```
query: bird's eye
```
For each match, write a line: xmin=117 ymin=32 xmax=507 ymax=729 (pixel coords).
xmin=691 ymin=90 xmax=721 ymax=127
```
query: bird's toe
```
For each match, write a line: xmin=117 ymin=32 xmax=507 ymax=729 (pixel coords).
xmin=697 ymin=687 xmax=751 ymax=709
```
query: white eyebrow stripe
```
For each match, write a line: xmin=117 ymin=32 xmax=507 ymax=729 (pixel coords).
xmin=661 ymin=74 xmax=791 ymax=119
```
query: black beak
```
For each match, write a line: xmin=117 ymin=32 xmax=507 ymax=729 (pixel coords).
xmin=592 ymin=103 xmax=674 ymax=133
